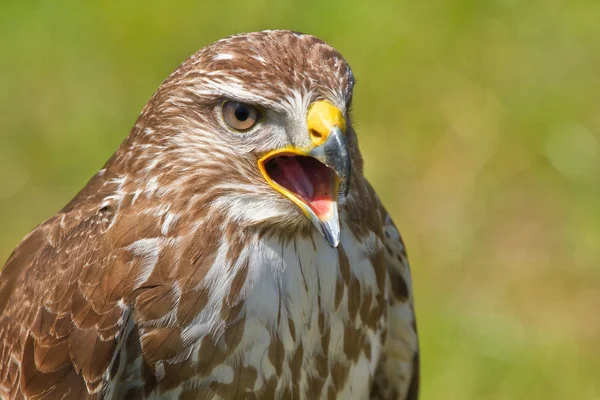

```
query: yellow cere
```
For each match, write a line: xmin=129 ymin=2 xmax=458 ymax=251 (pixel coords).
xmin=306 ymin=101 xmax=347 ymax=146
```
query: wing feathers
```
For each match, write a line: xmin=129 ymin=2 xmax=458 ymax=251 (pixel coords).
xmin=0 ymin=181 xmax=147 ymax=398
xmin=370 ymin=203 xmax=420 ymax=400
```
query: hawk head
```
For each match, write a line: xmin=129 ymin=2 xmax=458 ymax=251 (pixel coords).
xmin=113 ymin=30 xmax=361 ymax=247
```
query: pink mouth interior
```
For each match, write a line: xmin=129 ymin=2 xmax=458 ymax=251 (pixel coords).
xmin=264 ymin=155 xmax=337 ymax=218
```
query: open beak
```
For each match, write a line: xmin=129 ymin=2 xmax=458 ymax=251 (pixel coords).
xmin=258 ymin=101 xmax=351 ymax=248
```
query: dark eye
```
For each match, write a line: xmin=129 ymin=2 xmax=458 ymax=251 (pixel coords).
xmin=222 ymin=101 xmax=260 ymax=131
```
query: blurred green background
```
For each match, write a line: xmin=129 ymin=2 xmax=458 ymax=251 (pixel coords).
xmin=1 ymin=1 xmax=598 ymax=398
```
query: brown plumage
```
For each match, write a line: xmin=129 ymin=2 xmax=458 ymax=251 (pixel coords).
xmin=0 ymin=30 xmax=419 ymax=399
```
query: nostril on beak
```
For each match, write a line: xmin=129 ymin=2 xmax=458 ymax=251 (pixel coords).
xmin=309 ymin=129 xmax=326 ymax=145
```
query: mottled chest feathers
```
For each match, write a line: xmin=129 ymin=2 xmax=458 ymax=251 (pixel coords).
xmin=123 ymin=231 xmax=388 ymax=398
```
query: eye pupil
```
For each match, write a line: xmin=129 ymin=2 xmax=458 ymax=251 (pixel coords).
xmin=234 ymin=106 xmax=250 ymax=121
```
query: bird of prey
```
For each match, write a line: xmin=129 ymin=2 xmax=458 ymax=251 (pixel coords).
xmin=0 ymin=30 xmax=418 ymax=399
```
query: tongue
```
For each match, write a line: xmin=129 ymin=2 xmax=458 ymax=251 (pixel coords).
xmin=272 ymin=156 xmax=336 ymax=219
